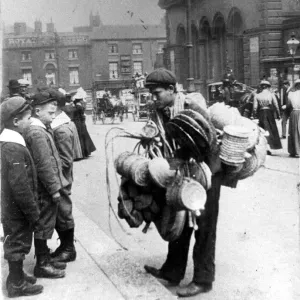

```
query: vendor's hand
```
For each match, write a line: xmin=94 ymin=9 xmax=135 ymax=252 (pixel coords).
xmin=52 ymin=191 xmax=61 ymax=203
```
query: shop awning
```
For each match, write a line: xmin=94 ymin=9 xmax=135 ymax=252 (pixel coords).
xmin=261 ymin=56 xmax=300 ymax=63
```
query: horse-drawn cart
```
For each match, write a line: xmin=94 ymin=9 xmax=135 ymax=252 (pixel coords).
xmin=92 ymin=91 xmax=124 ymax=124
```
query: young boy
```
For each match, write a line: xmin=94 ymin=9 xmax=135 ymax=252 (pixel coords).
xmin=0 ymin=96 xmax=43 ymax=297
xmin=24 ymin=91 xmax=68 ymax=278
xmin=50 ymin=89 xmax=76 ymax=263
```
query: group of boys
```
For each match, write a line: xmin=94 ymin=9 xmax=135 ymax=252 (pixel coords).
xmin=1 ymin=89 xmax=77 ymax=297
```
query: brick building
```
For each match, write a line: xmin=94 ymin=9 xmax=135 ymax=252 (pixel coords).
xmin=2 ymin=20 xmax=92 ymax=95
xmin=158 ymin=0 xmax=300 ymax=97
xmin=2 ymin=12 xmax=166 ymax=97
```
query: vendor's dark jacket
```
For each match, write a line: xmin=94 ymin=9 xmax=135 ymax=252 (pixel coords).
xmin=1 ymin=138 xmax=40 ymax=227
xmin=24 ymin=120 xmax=69 ymax=196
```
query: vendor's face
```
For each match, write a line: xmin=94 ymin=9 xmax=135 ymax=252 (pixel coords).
xmin=149 ymin=85 xmax=175 ymax=110
xmin=34 ymin=101 xmax=57 ymax=126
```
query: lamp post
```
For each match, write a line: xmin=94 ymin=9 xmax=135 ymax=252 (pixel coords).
xmin=287 ymin=32 xmax=299 ymax=84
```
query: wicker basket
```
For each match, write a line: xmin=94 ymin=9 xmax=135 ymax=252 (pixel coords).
xmin=131 ymin=161 xmax=150 ymax=186
xmin=209 ymin=103 xmax=241 ymax=130
xmin=236 ymin=151 xmax=259 ymax=180
xmin=134 ymin=194 xmax=153 ymax=210
xmin=234 ymin=117 xmax=260 ymax=150
xmin=148 ymin=157 xmax=177 ymax=188
xmin=220 ymin=125 xmax=251 ymax=166
xmin=154 ymin=206 xmax=187 ymax=242
xmin=166 ymin=177 xmax=207 ymax=211
xmin=115 ymin=151 xmax=136 ymax=175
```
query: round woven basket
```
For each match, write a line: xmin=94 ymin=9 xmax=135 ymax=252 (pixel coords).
xmin=148 ymin=157 xmax=176 ymax=188
xmin=154 ymin=206 xmax=187 ymax=242
xmin=220 ymin=125 xmax=251 ymax=166
xmin=115 ymin=152 xmax=136 ymax=175
xmin=209 ymin=103 xmax=241 ymax=130
xmin=234 ymin=117 xmax=260 ymax=150
xmin=131 ymin=160 xmax=150 ymax=186
xmin=237 ymin=151 xmax=259 ymax=180
xmin=134 ymin=194 xmax=153 ymax=210
xmin=121 ymin=154 xmax=141 ymax=178
xmin=166 ymin=177 xmax=207 ymax=211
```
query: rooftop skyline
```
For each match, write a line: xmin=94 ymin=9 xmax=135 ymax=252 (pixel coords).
xmin=2 ymin=0 xmax=165 ymax=32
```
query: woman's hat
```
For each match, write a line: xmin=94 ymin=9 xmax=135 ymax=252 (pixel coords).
xmin=7 ymin=79 xmax=20 ymax=89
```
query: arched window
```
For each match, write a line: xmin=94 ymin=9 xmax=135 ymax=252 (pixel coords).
xmin=199 ymin=18 xmax=212 ymax=80
xmin=227 ymin=8 xmax=244 ymax=82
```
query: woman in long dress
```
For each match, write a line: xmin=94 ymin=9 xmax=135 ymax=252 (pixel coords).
xmin=287 ymin=79 xmax=300 ymax=157
xmin=73 ymin=98 xmax=96 ymax=158
xmin=253 ymin=80 xmax=282 ymax=155
xmin=63 ymin=98 xmax=83 ymax=160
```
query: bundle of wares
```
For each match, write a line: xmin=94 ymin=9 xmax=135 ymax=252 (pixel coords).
xmin=107 ymin=102 xmax=268 ymax=243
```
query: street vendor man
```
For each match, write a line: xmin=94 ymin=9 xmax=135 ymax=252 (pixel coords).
xmin=143 ymin=68 xmax=223 ymax=298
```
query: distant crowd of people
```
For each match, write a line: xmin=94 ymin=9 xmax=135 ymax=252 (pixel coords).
xmin=0 ymin=79 xmax=96 ymax=297
xmin=224 ymin=77 xmax=300 ymax=157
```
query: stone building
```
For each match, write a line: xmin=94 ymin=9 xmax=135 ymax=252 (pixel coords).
xmin=2 ymin=12 xmax=166 ymax=97
xmin=158 ymin=0 xmax=300 ymax=97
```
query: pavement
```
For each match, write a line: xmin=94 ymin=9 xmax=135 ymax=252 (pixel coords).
xmin=1 ymin=117 xmax=299 ymax=300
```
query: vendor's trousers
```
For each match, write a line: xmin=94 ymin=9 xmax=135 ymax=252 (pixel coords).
xmin=3 ymin=220 xmax=32 ymax=261
xmin=160 ymin=173 xmax=222 ymax=284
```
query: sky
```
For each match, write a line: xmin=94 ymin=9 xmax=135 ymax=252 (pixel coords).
xmin=2 ymin=0 xmax=165 ymax=31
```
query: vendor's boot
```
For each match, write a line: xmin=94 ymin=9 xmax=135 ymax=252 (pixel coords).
xmin=34 ymin=254 xmax=65 ymax=279
xmin=6 ymin=261 xmax=43 ymax=298
xmin=51 ymin=228 xmax=76 ymax=263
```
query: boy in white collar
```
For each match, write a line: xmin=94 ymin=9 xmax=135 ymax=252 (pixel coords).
xmin=24 ymin=91 xmax=68 ymax=279
xmin=0 ymin=96 xmax=43 ymax=297
xmin=50 ymin=89 xmax=76 ymax=263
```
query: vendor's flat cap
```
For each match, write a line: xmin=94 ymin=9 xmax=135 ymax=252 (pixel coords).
xmin=31 ymin=91 xmax=57 ymax=106
xmin=8 ymin=79 xmax=20 ymax=89
xmin=0 ymin=96 xmax=30 ymax=123
xmin=145 ymin=68 xmax=176 ymax=87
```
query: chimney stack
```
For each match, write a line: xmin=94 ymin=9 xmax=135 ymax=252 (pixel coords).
xmin=14 ymin=22 xmax=27 ymax=35
xmin=34 ymin=20 xmax=42 ymax=33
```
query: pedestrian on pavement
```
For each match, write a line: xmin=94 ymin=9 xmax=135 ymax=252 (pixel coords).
xmin=18 ymin=79 xmax=32 ymax=102
xmin=281 ymin=80 xmax=291 ymax=139
xmin=50 ymin=89 xmax=77 ymax=262
xmin=23 ymin=91 xmax=68 ymax=279
xmin=61 ymin=93 xmax=83 ymax=160
xmin=143 ymin=68 xmax=223 ymax=298
xmin=286 ymin=79 xmax=300 ymax=157
xmin=72 ymin=96 xmax=96 ymax=158
xmin=253 ymin=80 xmax=282 ymax=155
xmin=0 ymin=96 xmax=44 ymax=297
